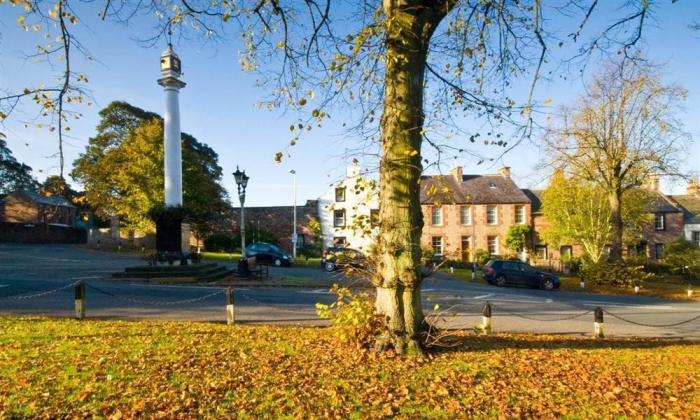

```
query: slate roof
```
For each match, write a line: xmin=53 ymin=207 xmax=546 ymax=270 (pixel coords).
xmin=521 ymin=189 xmax=543 ymax=213
xmin=669 ymin=194 xmax=700 ymax=224
xmin=420 ymin=174 xmax=530 ymax=205
xmin=3 ymin=190 xmax=76 ymax=208
xmin=647 ymin=190 xmax=681 ymax=213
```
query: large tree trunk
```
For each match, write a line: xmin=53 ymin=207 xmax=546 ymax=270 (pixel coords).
xmin=608 ymin=189 xmax=624 ymax=262
xmin=373 ymin=2 xmax=443 ymax=355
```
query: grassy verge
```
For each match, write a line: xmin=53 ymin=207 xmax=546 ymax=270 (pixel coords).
xmin=202 ymin=252 xmax=322 ymax=268
xmin=560 ymin=274 xmax=699 ymax=301
xmin=1 ymin=317 xmax=697 ymax=418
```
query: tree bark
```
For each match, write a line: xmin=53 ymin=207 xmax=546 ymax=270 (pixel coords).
xmin=373 ymin=2 xmax=443 ymax=355
xmin=608 ymin=189 xmax=624 ymax=262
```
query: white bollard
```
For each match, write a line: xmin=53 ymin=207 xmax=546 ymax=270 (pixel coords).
xmin=226 ymin=287 xmax=235 ymax=325
xmin=74 ymin=282 xmax=85 ymax=320
xmin=634 ymin=285 xmax=640 ymax=294
xmin=449 ymin=266 xmax=454 ymax=274
xmin=481 ymin=302 xmax=492 ymax=335
xmin=594 ymin=307 xmax=604 ymax=338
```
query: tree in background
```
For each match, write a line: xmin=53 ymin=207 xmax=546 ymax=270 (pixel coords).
xmin=545 ymin=62 xmax=688 ymax=262
xmin=71 ymin=101 xmax=229 ymax=238
xmin=541 ymin=170 xmax=650 ymax=264
xmin=504 ymin=224 xmax=531 ymax=259
xmin=0 ymin=134 xmax=38 ymax=195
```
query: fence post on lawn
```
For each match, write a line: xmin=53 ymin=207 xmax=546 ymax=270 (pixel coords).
xmin=579 ymin=273 xmax=585 ymax=289
xmin=226 ymin=287 xmax=235 ymax=325
xmin=481 ymin=301 xmax=492 ymax=335
xmin=594 ymin=307 xmax=604 ymax=338
xmin=74 ymin=281 xmax=86 ymax=320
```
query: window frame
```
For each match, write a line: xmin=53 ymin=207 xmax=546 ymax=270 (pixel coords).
xmin=535 ymin=245 xmax=548 ymax=260
xmin=486 ymin=205 xmax=498 ymax=225
xmin=515 ymin=205 xmax=525 ymax=224
xmin=654 ymin=243 xmax=665 ymax=259
xmin=431 ymin=206 xmax=443 ymax=226
xmin=654 ymin=213 xmax=665 ymax=231
xmin=693 ymin=231 xmax=700 ymax=246
xmin=460 ymin=205 xmax=472 ymax=225
xmin=431 ymin=236 xmax=443 ymax=256
xmin=487 ymin=235 xmax=499 ymax=255
xmin=335 ymin=187 xmax=346 ymax=202
xmin=333 ymin=209 xmax=346 ymax=227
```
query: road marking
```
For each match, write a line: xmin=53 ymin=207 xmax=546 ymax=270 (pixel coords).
xmin=545 ymin=298 xmax=553 ymax=303
xmin=0 ymin=284 xmax=9 ymax=288
xmin=71 ymin=276 xmax=103 ymax=280
xmin=473 ymin=293 xmax=495 ymax=300
xmin=297 ymin=289 xmax=329 ymax=294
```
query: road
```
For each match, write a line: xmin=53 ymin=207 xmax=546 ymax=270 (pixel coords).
xmin=1 ymin=243 xmax=699 ymax=339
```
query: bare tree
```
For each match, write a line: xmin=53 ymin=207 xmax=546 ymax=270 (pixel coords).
xmin=545 ymin=61 xmax=689 ymax=262
xmin=1 ymin=0 xmax=681 ymax=353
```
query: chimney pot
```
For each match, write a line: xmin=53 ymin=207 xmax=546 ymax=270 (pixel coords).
xmin=688 ymin=179 xmax=700 ymax=197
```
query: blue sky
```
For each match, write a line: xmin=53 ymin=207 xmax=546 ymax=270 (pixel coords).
xmin=1 ymin=2 xmax=699 ymax=206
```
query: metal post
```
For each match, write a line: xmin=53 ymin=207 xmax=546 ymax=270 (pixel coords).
xmin=74 ymin=281 xmax=86 ymax=320
xmin=594 ymin=307 xmax=604 ymax=338
xmin=579 ymin=273 xmax=585 ymax=289
xmin=481 ymin=301 xmax=492 ymax=334
xmin=240 ymin=195 xmax=245 ymax=254
xmin=226 ymin=287 xmax=235 ymax=325
xmin=292 ymin=170 xmax=297 ymax=259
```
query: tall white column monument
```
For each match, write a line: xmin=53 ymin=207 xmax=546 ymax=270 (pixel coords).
xmin=155 ymin=45 xmax=188 ymax=254
xmin=158 ymin=45 xmax=186 ymax=206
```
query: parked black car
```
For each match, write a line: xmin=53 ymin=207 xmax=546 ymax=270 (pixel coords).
xmin=483 ymin=259 xmax=560 ymax=290
xmin=244 ymin=242 xmax=292 ymax=267
xmin=321 ymin=247 xmax=366 ymax=272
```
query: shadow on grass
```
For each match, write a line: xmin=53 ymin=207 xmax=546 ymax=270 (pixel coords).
xmin=431 ymin=333 xmax=699 ymax=354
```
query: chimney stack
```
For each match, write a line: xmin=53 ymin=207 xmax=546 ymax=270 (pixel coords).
xmin=451 ymin=165 xmax=463 ymax=182
xmin=500 ymin=166 xmax=511 ymax=179
xmin=346 ymin=162 xmax=361 ymax=178
xmin=687 ymin=179 xmax=700 ymax=197
xmin=645 ymin=173 xmax=660 ymax=192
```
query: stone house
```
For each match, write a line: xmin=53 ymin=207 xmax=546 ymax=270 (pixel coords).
xmin=420 ymin=166 xmax=532 ymax=261
xmin=317 ymin=164 xmax=379 ymax=253
xmin=669 ymin=179 xmax=700 ymax=247
xmin=0 ymin=190 xmax=77 ymax=226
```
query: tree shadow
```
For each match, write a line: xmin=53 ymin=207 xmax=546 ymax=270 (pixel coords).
xmin=429 ymin=333 xmax=699 ymax=354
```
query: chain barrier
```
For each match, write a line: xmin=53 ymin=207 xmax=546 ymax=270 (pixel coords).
xmin=85 ymin=283 xmax=224 ymax=306
xmin=0 ymin=280 xmax=82 ymax=301
xmin=491 ymin=304 xmax=594 ymax=322
xmin=602 ymin=309 xmax=700 ymax=328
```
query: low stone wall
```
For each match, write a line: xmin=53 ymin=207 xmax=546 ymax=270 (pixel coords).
xmin=87 ymin=228 xmax=155 ymax=249
xmin=0 ymin=222 xmax=87 ymax=244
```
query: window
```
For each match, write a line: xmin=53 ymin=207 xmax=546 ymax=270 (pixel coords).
xmin=560 ymin=245 xmax=572 ymax=259
xmin=487 ymin=236 xmax=499 ymax=255
xmin=502 ymin=261 xmax=519 ymax=271
xmin=519 ymin=263 xmax=536 ymax=274
xmin=487 ymin=206 xmax=498 ymax=225
xmin=370 ymin=209 xmax=379 ymax=228
xmin=515 ymin=205 xmax=525 ymax=224
xmin=655 ymin=213 xmax=665 ymax=231
xmin=654 ymin=243 xmax=664 ymax=259
xmin=333 ymin=210 xmax=346 ymax=227
xmin=535 ymin=245 xmax=548 ymax=260
xmin=333 ymin=237 xmax=347 ymax=246
xmin=296 ymin=234 xmax=305 ymax=245
xmin=461 ymin=236 xmax=471 ymax=261
xmin=460 ymin=206 xmax=472 ymax=225
xmin=431 ymin=206 xmax=443 ymax=226
xmin=693 ymin=231 xmax=700 ymax=246
xmin=432 ymin=236 xmax=443 ymax=256
xmin=335 ymin=187 xmax=346 ymax=202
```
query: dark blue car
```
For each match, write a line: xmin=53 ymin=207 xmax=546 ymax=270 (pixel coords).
xmin=483 ymin=260 xmax=560 ymax=290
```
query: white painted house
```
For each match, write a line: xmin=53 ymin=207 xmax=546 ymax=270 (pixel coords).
xmin=317 ymin=164 xmax=379 ymax=252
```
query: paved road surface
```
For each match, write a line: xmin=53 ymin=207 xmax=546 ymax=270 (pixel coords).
xmin=1 ymin=244 xmax=699 ymax=339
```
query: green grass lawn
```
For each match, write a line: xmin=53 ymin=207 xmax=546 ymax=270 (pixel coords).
xmin=202 ymin=252 xmax=322 ymax=268
xmin=0 ymin=317 xmax=697 ymax=418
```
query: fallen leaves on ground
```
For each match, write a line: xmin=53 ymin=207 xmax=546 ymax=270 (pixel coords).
xmin=0 ymin=317 xmax=698 ymax=418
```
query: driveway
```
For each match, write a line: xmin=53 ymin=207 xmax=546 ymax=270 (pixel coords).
xmin=1 ymin=244 xmax=699 ymax=338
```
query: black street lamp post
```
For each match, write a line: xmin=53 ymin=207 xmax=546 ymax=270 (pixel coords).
xmin=233 ymin=166 xmax=250 ymax=254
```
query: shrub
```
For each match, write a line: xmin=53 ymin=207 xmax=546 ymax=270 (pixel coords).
xmin=315 ymin=285 xmax=381 ymax=348
xmin=474 ymin=249 xmax=491 ymax=266
xmin=581 ymin=261 xmax=654 ymax=288
xmin=203 ymin=234 xmax=235 ymax=252
xmin=663 ymin=239 xmax=700 ymax=280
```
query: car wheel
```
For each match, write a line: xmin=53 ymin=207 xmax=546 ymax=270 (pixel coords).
xmin=274 ymin=258 xmax=282 ymax=267
xmin=324 ymin=261 xmax=336 ymax=272
xmin=541 ymin=278 xmax=554 ymax=290
xmin=495 ymin=275 xmax=507 ymax=287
